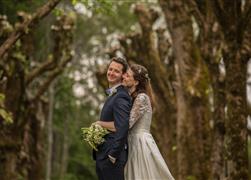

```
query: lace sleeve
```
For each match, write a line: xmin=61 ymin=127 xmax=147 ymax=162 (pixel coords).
xmin=129 ymin=93 xmax=149 ymax=128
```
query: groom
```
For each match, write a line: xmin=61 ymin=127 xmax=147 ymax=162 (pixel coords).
xmin=94 ymin=57 xmax=132 ymax=180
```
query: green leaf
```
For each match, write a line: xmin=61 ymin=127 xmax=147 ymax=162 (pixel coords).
xmin=53 ymin=8 xmax=64 ymax=17
xmin=73 ymin=0 xmax=113 ymax=15
xmin=0 ymin=108 xmax=13 ymax=124
xmin=0 ymin=93 xmax=5 ymax=105
xmin=72 ymin=0 xmax=78 ymax=5
xmin=12 ymin=51 xmax=26 ymax=62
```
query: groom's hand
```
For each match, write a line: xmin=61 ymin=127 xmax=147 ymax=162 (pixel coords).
xmin=108 ymin=155 xmax=116 ymax=164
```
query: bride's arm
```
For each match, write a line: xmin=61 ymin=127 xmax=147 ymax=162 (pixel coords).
xmin=129 ymin=93 xmax=149 ymax=129
xmin=96 ymin=121 xmax=116 ymax=132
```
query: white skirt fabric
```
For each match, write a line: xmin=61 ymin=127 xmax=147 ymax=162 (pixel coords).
xmin=124 ymin=131 xmax=175 ymax=180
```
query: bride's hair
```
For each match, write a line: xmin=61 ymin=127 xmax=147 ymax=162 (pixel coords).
xmin=130 ymin=64 xmax=156 ymax=109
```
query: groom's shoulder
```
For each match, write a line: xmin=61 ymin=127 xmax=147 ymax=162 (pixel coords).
xmin=114 ymin=86 xmax=131 ymax=102
xmin=116 ymin=86 xmax=130 ymax=96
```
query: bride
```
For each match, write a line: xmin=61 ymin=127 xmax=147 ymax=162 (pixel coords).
xmin=97 ymin=64 xmax=174 ymax=180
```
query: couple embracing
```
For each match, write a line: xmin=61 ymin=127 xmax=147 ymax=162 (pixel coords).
xmin=93 ymin=57 xmax=174 ymax=180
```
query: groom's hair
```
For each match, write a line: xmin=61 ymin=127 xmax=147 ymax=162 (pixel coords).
xmin=109 ymin=57 xmax=129 ymax=73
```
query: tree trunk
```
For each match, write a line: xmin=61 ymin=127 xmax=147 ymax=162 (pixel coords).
xmin=0 ymin=12 xmax=75 ymax=180
xmin=27 ymin=101 xmax=47 ymax=180
xmin=46 ymin=84 xmax=55 ymax=180
xmin=0 ymin=59 xmax=25 ymax=180
xmin=159 ymin=0 xmax=212 ymax=179
xmin=210 ymin=0 xmax=251 ymax=178
xmin=59 ymin=113 xmax=69 ymax=180
xmin=187 ymin=1 xmax=227 ymax=177
xmin=0 ymin=150 xmax=18 ymax=180
xmin=210 ymin=77 xmax=226 ymax=180
xmin=224 ymin=47 xmax=248 ymax=179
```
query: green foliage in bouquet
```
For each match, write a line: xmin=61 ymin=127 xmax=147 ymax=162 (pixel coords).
xmin=81 ymin=123 xmax=110 ymax=151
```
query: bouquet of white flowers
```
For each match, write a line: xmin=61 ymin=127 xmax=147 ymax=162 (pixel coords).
xmin=81 ymin=123 xmax=110 ymax=151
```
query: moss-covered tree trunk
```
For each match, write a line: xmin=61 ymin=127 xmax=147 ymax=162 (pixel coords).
xmin=159 ymin=0 xmax=212 ymax=179
xmin=223 ymin=31 xmax=249 ymax=180
xmin=211 ymin=0 xmax=251 ymax=178
xmin=224 ymin=48 xmax=248 ymax=179
xmin=0 ymin=61 xmax=25 ymax=179
xmin=187 ymin=1 xmax=227 ymax=178
xmin=210 ymin=75 xmax=226 ymax=179
xmin=0 ymin=13 xmax=75 ymax=180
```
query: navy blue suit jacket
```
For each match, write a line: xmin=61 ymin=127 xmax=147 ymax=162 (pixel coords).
xmin=93 ymin=85 xmax=132 ymax=162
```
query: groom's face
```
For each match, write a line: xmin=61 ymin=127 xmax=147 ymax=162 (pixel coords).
xmin=107 ymin=61 xmax=124 ymax=86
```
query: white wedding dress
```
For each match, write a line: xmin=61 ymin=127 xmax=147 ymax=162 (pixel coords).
xmin=124 ymin=93 xmax=175 ymax=180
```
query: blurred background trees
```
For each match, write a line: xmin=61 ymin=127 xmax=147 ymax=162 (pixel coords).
xmin=0 ymin=0 xmax=250 ymax=180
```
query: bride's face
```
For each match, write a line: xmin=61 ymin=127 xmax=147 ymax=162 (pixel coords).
xmin=122 ymin=68 xmax=137 ymax=88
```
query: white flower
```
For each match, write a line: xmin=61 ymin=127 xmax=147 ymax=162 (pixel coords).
xmin=145 ymin=73 xmax=150 ymax=80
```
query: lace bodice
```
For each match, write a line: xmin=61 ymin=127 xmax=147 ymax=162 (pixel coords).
xmin=129 ymin=93 xmax=152 ymax=133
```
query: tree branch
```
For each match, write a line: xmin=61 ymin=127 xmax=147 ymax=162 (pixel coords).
xmin=211 ymin=0 xmax=228 ymax=29
xmin=0 ymin=0 xmax=61 ymax=58
xmin=242 ymin=5 xmax=251 ymax=32
xmin=25 ymin=56 xmax=55 ymax=85
xmin=187 ymin=0 xmax=205 ymax=28
xmin=32 ymin=54 xmax=72 ymax=101
xmin=156 ymin=28 xmax=171 ymax=63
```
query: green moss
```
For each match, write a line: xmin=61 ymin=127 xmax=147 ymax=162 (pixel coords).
xmin=185 ymin=45 xmax=211 ymax=98
xmin=186 ymin=175 xmax=197 ymax=180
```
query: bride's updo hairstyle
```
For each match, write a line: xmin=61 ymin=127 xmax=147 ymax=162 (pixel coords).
xmin=130 ymin=64 xmax=155 ymax=109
